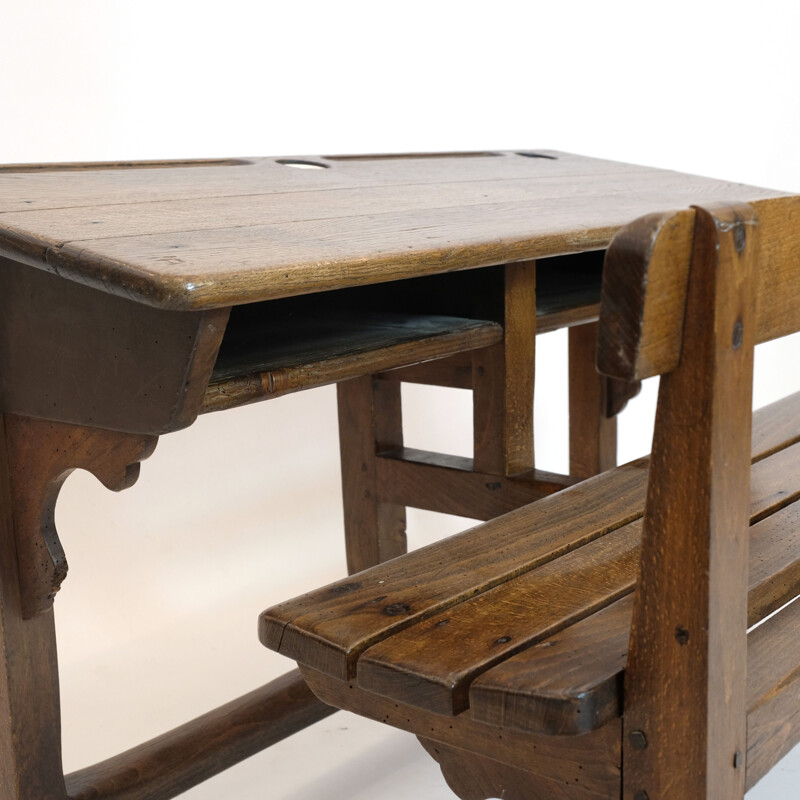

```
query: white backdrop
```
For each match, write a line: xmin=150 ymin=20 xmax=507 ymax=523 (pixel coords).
xmin=2 ymin=2 xmax=799 ymax=797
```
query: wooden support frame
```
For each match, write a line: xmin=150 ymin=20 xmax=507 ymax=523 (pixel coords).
xmin=622 ymin=204 xmax=759 ymax=800
xmin=0 ymin=413 xmax=335 ymax=800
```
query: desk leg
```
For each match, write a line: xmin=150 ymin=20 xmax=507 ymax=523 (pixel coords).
xmin=0 ymin=414 xmax=155 ymax=800
xmin=569 ymin=322 xmax=642 ymax=479
xmin=473 ymin=262 xmax=537 ymax=476
xmin=338 ymin=377 xmax=406 ymax=573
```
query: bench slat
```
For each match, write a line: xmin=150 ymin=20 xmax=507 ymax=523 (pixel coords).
xmin=356 ymin=441 xmax=800 ymax=715
xmin=469 ymin=496 xmax=800 ymax=736
xmin=260 ymin=392 xmax=800 ymax=683
xmin=744 ymin=595 xmax=800 ymax=789
xmin=260 ymin=458 xmax=649 ymax=679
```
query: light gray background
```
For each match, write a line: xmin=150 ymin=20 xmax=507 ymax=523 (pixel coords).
xmin=2 ymin=1 xmax=799 ymax=797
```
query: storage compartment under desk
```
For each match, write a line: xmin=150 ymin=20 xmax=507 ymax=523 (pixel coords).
xmin=203 ymin=252 xmax=604 ymax=412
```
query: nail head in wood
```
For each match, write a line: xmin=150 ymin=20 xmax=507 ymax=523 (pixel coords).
xmin=732 ymin=320 xmax=744 ymax=350
xmin=629 ymin=730 xmax=648 ymax=750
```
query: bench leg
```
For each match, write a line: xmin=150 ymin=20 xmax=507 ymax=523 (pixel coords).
xmin=337 ymin=376 xmax=406 ymax=573
xmin=0 ymin=414 xmax=156 ymax=800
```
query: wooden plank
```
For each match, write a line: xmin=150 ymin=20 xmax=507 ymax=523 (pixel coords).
xmin=356 ymin=437 xmax=800 ymax=716
xmin=537 ymin=302 xmax=599 ymax=334
xmin=64 ymin=670 xmax=334 ymax=800
xmin=0 ymin=150 xmax=739 ymax=215
xmin=0 ymin=256 xmax=228 ymax=436
xmin=622 ymin=203 xmax=758 ymax=800
xmin=568 ymin=322 xmax=617 ymax=478
xmin=419 ymin=738 xmax=614 ymax=800
xmin=302 ymin=667 xmax=622 ymax=800
xmin=744 ymin=596 xmax=800 ymax=791
xmin=751 ymin=390 xmax=800 ymax=462
xmin=259 ymin=457 xmax=650 ymax=679
xmin=261 ymin=398 xmax=800 ymax=695
xmin=598 ymin=196 xmax=800 ymax=382
xmin=473 ymin=261 xmax=536 ymax=474
xmin=380 ymin=353 xmax=474 ymax=388
xmin=0 ymin=152 xmax=785 ymax=310
xmin=201 ymin=316 xmax=502 ymax=411
xmin=470 ymin=490 xmax=800 ymax=735
xmin=0 ymin=416 xmax=67 ymax=800
xmin=357 ymin=522 xmax=641 ymax=715
xmin=337 ymin=377 xmax=406 ymax=574
xmin=376 ymin=448 xmax=575 ymax=521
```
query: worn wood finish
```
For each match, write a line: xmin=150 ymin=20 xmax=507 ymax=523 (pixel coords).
xmin=0 ymin=415 xmax=155 ymax=800
xmin=622 ymin=204 xmax=759 ymax=800
xmin=418 ymin=738 xmax=613 ymax=800
xmin=260 ymin=458 xmax=649 ymax=678
xmin=568 ymin=322 xmax=617 ymax=479
xmin=376 ymin=448 xmax=575 ymax=521
xmin=0 ymin=152 xmax=785 ymax=310
xmin=472 ymin=261 xmax=536 ymax=475
xmin=337 ymin=377 xmax=407 ymax=573
xmin=598 ymin=196 xmax=800 ymax=382
xmin=744 ymin=593 xmax=800 ymax=790
xmin=0 ymin=416 xmax=66 ymax=800
xmin=301 ymin=667 xmax=621 ymax=799
xmin=260 ymin=384 xmax=800 ymax=681
xmin=381 ymin=353 xmax=475 ymax=389
xmin=357 ymin=523 xmax=640 ymax=715
xmin=201 ymin=315 xmax=501 ymax=412
xmin=0 ymin=257 xmax=228 ymax=436
xmin=356 ymin=434 xmax=800 ymax=716
xmin=470 ymin=488 xmax=800 ymax=735
xmin=64 ymin=670 xmax=334 ymax=800
xmin=3 ymin=415 xmax=157 ymax=619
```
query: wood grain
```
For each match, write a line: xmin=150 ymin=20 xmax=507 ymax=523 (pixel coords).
xmin=260 ymin=385 xmax=800 ymax=681
xmin=376 ymin=448 xmax=575 ymax=521
xmin=568 ymin=322 xmax=617 ymax=479
xmin=0 ymin=256 xmax=228 ymax=436
xmin=419 ymin=738 xmax=613 ymax=800
xmin=469 ymin=490 xmax=800 ymax=735
xmin=622 ymin=203 xmax=759 ymax=800
xmin=64 ymin=670 xmax=334 ymax=800
xmin=598 ymin=196 xmax=800 ymax=382
xmin=202 ymin=315 xmax=501 ymax=412
xmin=302 ymin=667 xmax=621 ymax=799
xmin=0 ymin=151 xmax=784 ymax=309
xmin=356 ymin=436 xmax=800 ymax=716
xmin=337 ymin=377 xmax=407 ymax=574
xmin=260 ymin=457 xmax=649 ymax=679
xmin=3 ymin=415 xmax=156 ymax=619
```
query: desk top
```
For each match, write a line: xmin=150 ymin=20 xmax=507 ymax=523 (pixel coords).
xmin=0 ymin=150 xmax=786 ymax=311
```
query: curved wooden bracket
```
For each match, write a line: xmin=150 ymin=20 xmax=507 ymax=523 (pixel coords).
xmin=3 ymin=414 xmax=157 ymax=619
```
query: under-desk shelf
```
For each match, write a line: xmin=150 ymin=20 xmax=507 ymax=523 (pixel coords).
xmin=203 ymin=308 xmax=502 ymax=412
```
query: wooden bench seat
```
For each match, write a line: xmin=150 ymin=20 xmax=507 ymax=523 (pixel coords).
xmin=261 ymin=391 xmax=800 ymax=714
xmin=260 ymin=199 xmax=800 ymax=799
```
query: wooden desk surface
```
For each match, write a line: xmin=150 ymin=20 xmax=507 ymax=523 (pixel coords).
xmin=0 ymin=150 xmax=785 ymax=310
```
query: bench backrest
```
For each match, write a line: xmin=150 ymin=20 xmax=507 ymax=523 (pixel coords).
xmin=596 ymin=197 xmax=800 ymax=799
xmin=598 ymin=195 xmax=800 ymax=382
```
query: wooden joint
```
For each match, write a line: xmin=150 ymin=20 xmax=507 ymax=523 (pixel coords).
xmin=3 ymin=414 xmax=157 ymax=619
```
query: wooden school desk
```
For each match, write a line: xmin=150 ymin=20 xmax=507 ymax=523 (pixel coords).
xmin=0 ymin=151 xmax=785 ymax=799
